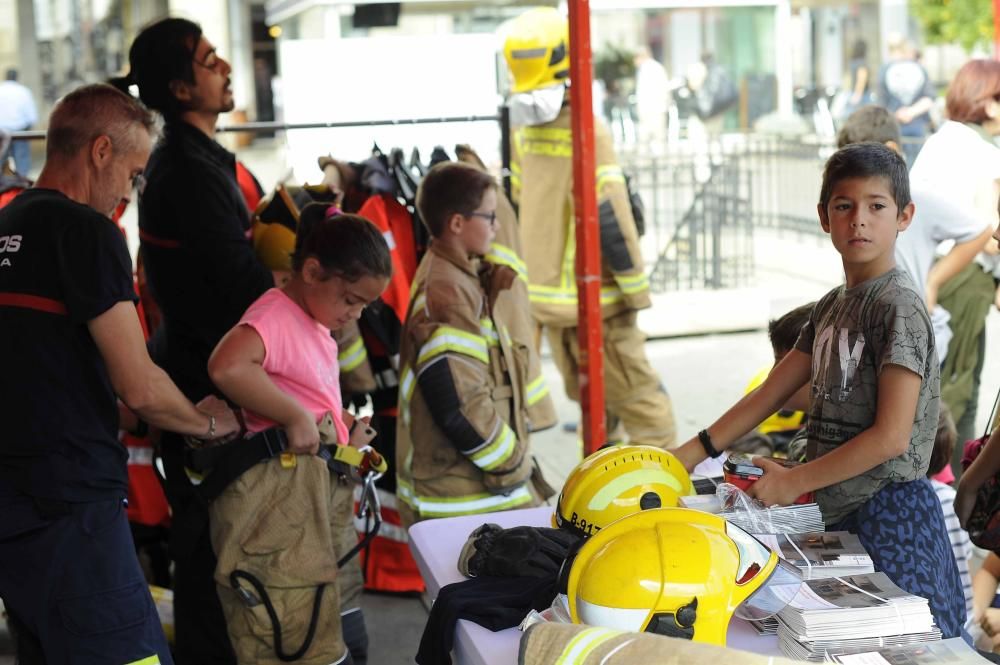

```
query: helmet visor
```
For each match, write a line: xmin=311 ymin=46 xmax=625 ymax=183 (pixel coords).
xmin=734 ymin=558 xmax=802 ymax=621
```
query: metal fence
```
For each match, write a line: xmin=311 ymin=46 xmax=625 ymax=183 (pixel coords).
xmin=620 ymin=133 xmax=836 ymax=293
xmin=8 ymin=120 xmax=840 ymax=295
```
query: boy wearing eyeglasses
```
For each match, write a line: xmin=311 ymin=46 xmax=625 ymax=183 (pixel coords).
xmin=395 ymin=161 xmax=553 ymax=526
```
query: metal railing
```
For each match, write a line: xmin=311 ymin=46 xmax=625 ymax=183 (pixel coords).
xmin=7 ymin=119 xmax=841 ymax=295
xmin=620 ymin=133 xmax=836 ymax=293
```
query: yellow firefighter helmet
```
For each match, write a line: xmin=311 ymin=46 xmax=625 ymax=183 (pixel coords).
xmin=502 ymin=7 xmax=570 ymax=94
xmin=565 ymin=508 xmax=802 ymax=645
xmin=253 ymin=183 xmax=339 ymax=271
xmin=553 ymin=445 xmax=694 ymax=537
xmin=745 ymin=366 xmax=806 ymax=435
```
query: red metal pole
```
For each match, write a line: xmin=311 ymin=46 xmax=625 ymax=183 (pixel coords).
xmin=567 ymin=0 xmax=606 ymax=456
xmin=995 ymin=0 xmax=1000 ymax=59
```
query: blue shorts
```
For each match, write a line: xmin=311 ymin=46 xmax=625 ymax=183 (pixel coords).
xmin=0 ymin=494 xmax=173 ymax=664
xmin=829 ymin=479 xmax=966 ymax=639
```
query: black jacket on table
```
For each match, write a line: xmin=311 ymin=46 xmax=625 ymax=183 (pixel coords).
xmin=138 ymin=121 xmax=272 ymax=400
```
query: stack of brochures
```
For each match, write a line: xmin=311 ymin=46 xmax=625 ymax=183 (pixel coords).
xmin=831 ymin=637 xmax=989 ymax=664
xmin=775 ymin=573 xmax=940 ymax=662
xmin=755 ymin=532 xmax=875 ymax=580
xmin=679 ymin=494 xmax=825 ymax=534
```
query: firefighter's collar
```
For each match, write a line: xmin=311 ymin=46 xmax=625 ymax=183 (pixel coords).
xmin=507 ymin=85 xmax=567 ymax=127
xmin=430 ymin=239 xmax=479 ymax=277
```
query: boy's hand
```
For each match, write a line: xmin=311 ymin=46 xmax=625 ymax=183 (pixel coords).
xmin=286 ymin=412 xmax=320 ymax=455
xmin=982 ymin=608 xmax=1000 ymax=640
xmin=747 ymin=458 xmax=805 ymax=507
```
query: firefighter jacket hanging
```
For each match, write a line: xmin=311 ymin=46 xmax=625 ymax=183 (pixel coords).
xmin=510 ymin=102 xmax=678 ymax=448
xmin=455 ymin=145 xmax=557 ymax=433
xmin=396 ymin=241 xmax=552 ymax=524
xmin=510 ymin=104 xmax=650 ymax=326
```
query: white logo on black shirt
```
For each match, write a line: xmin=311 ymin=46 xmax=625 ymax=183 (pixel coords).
xmin=0 ymin=234 xmax=21 ymax=266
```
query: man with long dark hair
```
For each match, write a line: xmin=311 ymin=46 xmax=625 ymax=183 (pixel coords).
xmin=112 ymin=18 xmax=275 ymax=664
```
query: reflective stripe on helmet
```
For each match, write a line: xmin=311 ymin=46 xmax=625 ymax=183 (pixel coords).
xmin=510 ymin=47 xmax=547 ymax=59
xmin=586 ymin=469 xmax=685 ymax=512
xmin=575 ymin=600 xmax=650 ymax=633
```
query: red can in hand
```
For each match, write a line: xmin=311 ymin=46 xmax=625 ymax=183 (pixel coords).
xmin=722 ymin=453 xmax=814 ymax=505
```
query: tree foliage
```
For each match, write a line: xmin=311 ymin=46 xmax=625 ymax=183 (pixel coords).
xmin=910 ymin=0 xmax=994 ymax=52
xmin=594 ymin=43 xmax=635 ymax=95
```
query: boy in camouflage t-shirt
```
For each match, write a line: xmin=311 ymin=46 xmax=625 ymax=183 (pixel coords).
xmin=795 ymin=266 xmax=939 ymax=524
xmin=673 ymin=143 xmax=964 ymax=637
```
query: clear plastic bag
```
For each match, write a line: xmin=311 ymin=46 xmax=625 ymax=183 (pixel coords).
xmin=715 ymin=482 xmax=824 ymax=534
xmin=519 ymin=593 xmax=572 ymax=631
xmin=717 ymin=482 xmax=776 ymax=534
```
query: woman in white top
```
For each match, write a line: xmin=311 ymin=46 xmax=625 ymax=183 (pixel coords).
xmin=910 ymin=59 xmax=1000 ymax=464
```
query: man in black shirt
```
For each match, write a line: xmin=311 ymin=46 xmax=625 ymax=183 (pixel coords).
xmin=121 ymin=18 xmax=275 ymax=664
xmin=0 ymin=84 xmax=239 ymax=664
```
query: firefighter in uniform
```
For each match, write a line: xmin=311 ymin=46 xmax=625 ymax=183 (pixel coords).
xmin=396 ymin=162 xmax=554 ymax=524
xmin=502 ymin=8 xmax=677 ymax=448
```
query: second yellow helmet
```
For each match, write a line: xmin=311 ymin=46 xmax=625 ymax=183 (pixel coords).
xmin=553 ymin=445 xmax=694 ymax=537
xmin=566 ymin=508 xmax=802 ymax=645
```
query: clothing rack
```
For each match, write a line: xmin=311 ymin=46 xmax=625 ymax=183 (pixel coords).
xmin=6 ymin=114 xmax=502 ymax=141
xmin=8 ymin=111 xmax=515 ymax=200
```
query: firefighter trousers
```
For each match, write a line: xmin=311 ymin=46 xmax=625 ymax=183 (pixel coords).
xmin=210 ymin=457 xmax=350 ymax=665
xmin=546 ymin=310 xmax=677 ymax=448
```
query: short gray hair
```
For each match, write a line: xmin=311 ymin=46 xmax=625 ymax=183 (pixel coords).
xmin=46 ymin=84 xmax=158 ymax=159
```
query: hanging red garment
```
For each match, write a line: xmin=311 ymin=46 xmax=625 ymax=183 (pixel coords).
xmin=235 ymin=160 xmax=264 ymax=214
xmin=350 ymin=192 xmax=426 ymax=593
xmin=124 ymin=431 xmax=171 ymax=526
xmin=354 ymin=485 xmax=425 ymax=593
xmin=0 ymin=172 xmax=30 ymax=210
xmin=357 ymin=193 xmax=417 ymax=323
xmin=0 ymin=188 xmax=22 ymax=209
